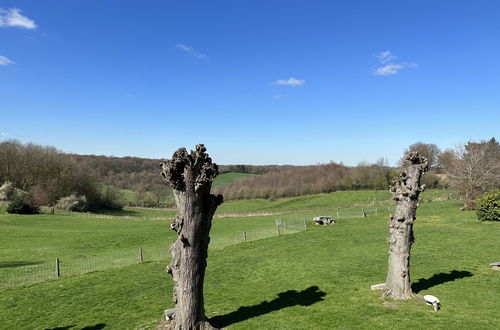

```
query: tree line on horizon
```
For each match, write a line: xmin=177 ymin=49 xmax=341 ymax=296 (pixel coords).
xmin=214 ymin=139 xmax=500 ymax=208
xmin=0 ymin=138 xmax=498 ymax=210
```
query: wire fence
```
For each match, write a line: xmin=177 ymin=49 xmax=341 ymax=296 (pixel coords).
xmin=0 ymin=205 xmax=394 ymax=290
xmin=0 ymin=246 xmax=170 ymax=290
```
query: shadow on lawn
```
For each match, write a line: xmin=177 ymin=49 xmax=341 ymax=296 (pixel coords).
xmin=0 ymin=261 xmax=44 ymax=268
xmin=412 ymin=270 xmax=473 ymax=293
xmin=45 ymin=323 xmax=106 ymax=330
xmin=210 ymin=286 xmax=326 ymax=328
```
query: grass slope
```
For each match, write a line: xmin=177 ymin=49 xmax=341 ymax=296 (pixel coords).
xmin=213 ymin=173 xmax=256 ymax=188
xmin=216 ymin=189 xmax=452 ymax=215
xmin=118 ymin=172 xmax=255 ymax=205
xmin=1 ymin=199 xmax=498 ymax=329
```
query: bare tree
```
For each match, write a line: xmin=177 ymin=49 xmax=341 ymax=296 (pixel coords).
xmin=445 ymin=138 xmax=500 ymax=209
xmin=160 ymin=144 xmax=223 ymax=330
xmin=383 ymin=151 xmax=428 ymax=300
xmin=407 ymin=142 xmax=441 ymax=168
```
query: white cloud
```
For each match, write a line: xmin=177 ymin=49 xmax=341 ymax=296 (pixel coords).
xmin=176 ymin=44 xmax=207 ymax=59
xmin=0 ymin=8 xmax=37 ymax=29
xmin=272 ymin=77 xmax=305 ymax=86
xmin=374 ymin=62 xmax=417 ymax=76
xmin=376 ymin=51 xmax=398 ymax=64
xmin=273 ymin=94 xmax=286 ymax=100
xmin=0 ymin=55 xmax=14 ymax=66
xmin=373 ymin=50 xmax=417 ymax=76
xmin=374 ymin=64 xmax=403 ymax=76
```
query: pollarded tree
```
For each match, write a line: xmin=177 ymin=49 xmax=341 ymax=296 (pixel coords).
xmin=383 ymin=151 xmax=428 ymax=300
xmin=160 ymin=144 xmax=223 ymax=330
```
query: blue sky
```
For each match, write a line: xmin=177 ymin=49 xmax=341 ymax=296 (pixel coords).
xmin=1 ymin=1 xmax=498 ymax=166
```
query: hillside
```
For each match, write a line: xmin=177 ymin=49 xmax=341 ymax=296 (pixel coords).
xmin=0 ymin=194 xmax=498 ymax=329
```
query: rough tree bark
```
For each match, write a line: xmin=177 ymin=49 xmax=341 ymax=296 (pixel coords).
xmin=160 ymin=144 xmax=223 ymax=330
xmin=382 ymin=151 xmax=428 ymax=300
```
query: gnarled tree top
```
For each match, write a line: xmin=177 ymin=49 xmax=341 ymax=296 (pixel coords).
xmin=159 ymin=144 xmax=219 ymax=193
xmin=390 ymin=151 xmax=429 ymax=201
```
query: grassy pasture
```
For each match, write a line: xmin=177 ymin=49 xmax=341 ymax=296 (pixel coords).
xmin=212 ymin=173 xmax=256 ymax=188
xmin=119 ymin=172 xmax=256 ymax=205
xmin=0 ymin=191 xmax=498 ymax=329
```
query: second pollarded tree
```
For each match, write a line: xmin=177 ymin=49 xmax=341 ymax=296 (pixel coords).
xmin=383 ymin=151 xmax=428 ymax=300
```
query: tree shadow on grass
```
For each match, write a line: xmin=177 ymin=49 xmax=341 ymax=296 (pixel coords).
xmin=81 ymin=324 xmax=106 ymax=330
xmin=210 ymin=286 xmax=326 ymax=328
xmin=45 ymin=324 xmax=105 ymax=330
xmin=0 ymin=261 xmax=44 ymax=268
xmin=412 ymin=270 xmax=473 ymax=293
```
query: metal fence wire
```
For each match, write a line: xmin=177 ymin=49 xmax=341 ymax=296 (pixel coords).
xmin=0 ymin=205 xmax=393 ymax=289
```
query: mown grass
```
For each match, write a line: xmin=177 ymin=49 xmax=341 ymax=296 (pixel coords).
xmin=0 ymin=196 xmax=498 ymax=329
xmin=213 ymin=173 xmax=256 ymax=188
xmin=216 ymin=189 xmax=451 ymax=215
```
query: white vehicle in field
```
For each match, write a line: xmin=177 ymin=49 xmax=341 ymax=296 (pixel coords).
xmin=313 ymin=216 xmax=335 ymax=225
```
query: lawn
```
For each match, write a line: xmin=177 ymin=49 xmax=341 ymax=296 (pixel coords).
xmin=118 ymin=172 xmax=256 ymax=206
xmin=0 ymin=191 xmax=498 ymax=329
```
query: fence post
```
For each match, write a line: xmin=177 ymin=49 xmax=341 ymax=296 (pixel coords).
xmin=139 ymin=247 xmax=144 ymax=263
xmin=336 ymin=206 xmax=339 ymax=219
xmin=56 ymin=258 xmax=61 ymax=278
xmin=243 ymin=230 xmax=247 ymax=242
xmin=283 ymin=220 xmax=287 ymax=232
xmin=304 ymin=218 xmax=307 ymax=230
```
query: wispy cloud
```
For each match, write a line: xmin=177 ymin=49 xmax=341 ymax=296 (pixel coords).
xmin=0 ymin=8 xmax=36 ymax=29
xmin=376 ymin=51 xmax=398 ymax=64
xmin=272 ymin=77 xmax=305 ymax=86
xmin=273 ymin=94 xmax=286 ymax=100
xmin=374 ymin=63 xmax=417 ymax=76
xmin=0 ymin=55 xmax=14 ymax=66
xmin=176 ymin=44 xmax=207 ymax=59
xmin=373 ymin=51 xmax=416 ymax=76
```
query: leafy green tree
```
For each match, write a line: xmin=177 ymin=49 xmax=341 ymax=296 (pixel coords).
xmin=476 ymin=189 xmax=499 ymax=221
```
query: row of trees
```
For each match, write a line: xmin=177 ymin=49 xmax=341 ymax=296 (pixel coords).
xmin=2 ymin=138 xmax=496 ymax=210
xmin=0 ymin=140 xmax=124 ymax=211
xmin=214 ymin=139 xmax=499 ymax=208
xmin=212 ymin=161 xmax=397 ymax=200
xmin=406 ymin=139 xmax=500 ymax=209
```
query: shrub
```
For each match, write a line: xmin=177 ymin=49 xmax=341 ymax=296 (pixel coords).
xmin=476 ymin=189 xmax=500 ymax=221
xmin=7 ymin=192 xmax=40 ymax=214
xmin=0 ymin=181 xmax=17 ymax=201
xmin=56 ymin=194 xmax=87 ymax=212
xmin=99 ymin=186 xmax=124 ymax=210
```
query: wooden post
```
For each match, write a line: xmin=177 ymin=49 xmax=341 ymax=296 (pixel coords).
xmin=56 ymin=258 xmax=61 ymax=278
xmin=336 ymin=206 xmax=339 ymax=219
xmin=304 ymin=218 xmax=307 ymax=230
xmin=139 ymin=247 xmax=144 ymax=263
xmin=243 ymin=230 xmax=247 ymax=242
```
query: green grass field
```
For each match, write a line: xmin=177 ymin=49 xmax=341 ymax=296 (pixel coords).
xmin=0 ymin=190 xmax=498 ymax=329
xmin=119 ymin=172 xmax=256 ymax=205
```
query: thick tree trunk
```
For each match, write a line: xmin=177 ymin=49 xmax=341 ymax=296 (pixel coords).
xmin=382 ymin=151 xmax=428 ymax=300
xmin=160 ymin=144 xmax=223 ymax=330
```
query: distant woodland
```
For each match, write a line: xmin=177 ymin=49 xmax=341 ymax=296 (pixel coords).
xmin=1 ymin=138 xmax=497 ymax=209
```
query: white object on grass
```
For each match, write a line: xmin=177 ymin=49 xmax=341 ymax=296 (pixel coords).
xmin=423 ymin=294 xmax=440 ymax=311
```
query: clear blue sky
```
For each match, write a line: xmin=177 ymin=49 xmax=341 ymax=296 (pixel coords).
xmin=1 ymin=1 xmax=498 ymax=166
